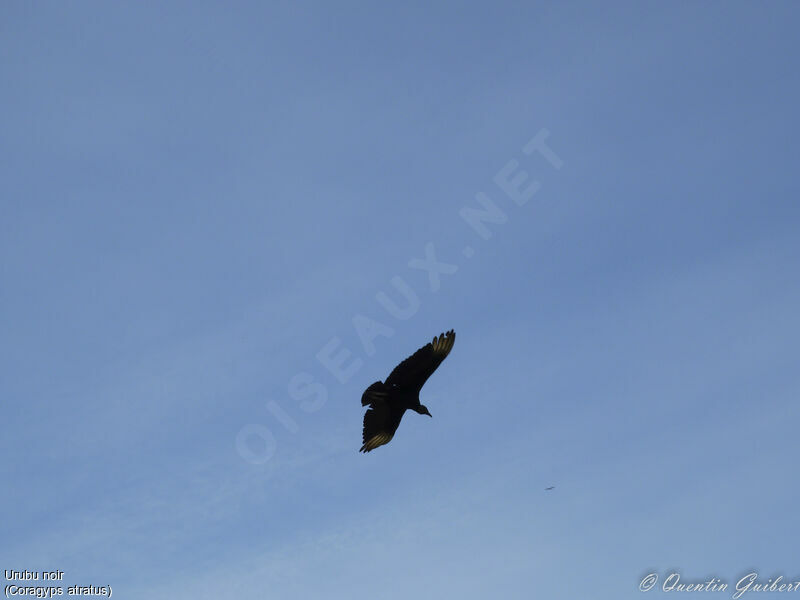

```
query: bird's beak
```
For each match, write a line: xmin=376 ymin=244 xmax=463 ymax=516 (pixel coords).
xmin=427 ymin=411 xmax=433 ymax=418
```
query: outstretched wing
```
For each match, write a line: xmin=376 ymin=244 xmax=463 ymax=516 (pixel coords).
xmin=360 ymin=400 xmax=394 ymax=452
xmin=385 ymin=330 xmax=455 ymax=392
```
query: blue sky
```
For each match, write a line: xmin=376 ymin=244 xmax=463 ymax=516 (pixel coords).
xmin=2 ymin=1 xmax=799 ymax=598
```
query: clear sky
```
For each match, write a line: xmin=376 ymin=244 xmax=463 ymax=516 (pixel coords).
xmin=2 ymin=1 xmax=799 ymax=598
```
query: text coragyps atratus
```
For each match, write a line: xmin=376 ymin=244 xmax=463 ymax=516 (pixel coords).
xmin=360 ymin=330 xmax=455 ymax=452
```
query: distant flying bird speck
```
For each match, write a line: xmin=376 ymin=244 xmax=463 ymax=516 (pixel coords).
xmin=359 ymin=330 xmax=456 ymax=452
xmin=545 ymin=486 xmax=555 ymax=491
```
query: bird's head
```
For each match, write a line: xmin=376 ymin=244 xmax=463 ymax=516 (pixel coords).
xmin=415 ymin=404 xmax=432 ymax=417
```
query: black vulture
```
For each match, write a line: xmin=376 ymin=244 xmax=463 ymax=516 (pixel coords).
xmin=359 ymin=330 xmax=456 ymax=452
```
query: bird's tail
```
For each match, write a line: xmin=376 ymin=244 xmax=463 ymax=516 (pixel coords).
xmin=361 ymin=381 xmax=389 ymax=406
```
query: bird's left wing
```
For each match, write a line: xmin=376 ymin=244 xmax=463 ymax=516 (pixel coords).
xmin=360 ymin=400 xmax=394 ymax=452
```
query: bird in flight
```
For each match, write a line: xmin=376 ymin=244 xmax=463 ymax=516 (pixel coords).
xmin=360 ymin=330 xmax=456 ymax=452
xmin=544 ymin=486 xmax=555 ymax=491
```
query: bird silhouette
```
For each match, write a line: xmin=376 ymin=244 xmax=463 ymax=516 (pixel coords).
xmin=545 ymin=486 xmax=555 ymax=491
xmin=360 ymin=330 xmax=456 ymax=452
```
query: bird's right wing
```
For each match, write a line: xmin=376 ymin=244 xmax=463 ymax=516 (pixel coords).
xmin=384 ymin=330 xmax=455 ymax=391
xmin=360 ymin=400 xmax=393 ymax=452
